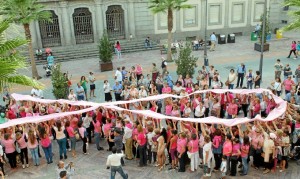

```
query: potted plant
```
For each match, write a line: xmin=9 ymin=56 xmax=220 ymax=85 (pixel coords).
xmin=99 ymin=32 xmax=113 ymax=71
xmin=175 ymin=44 xmax=198 ymax=78
xmin=254 ymin=13 xmax=270 ymax=52
xmin=51 ymin=63 xmax=68 ymax=99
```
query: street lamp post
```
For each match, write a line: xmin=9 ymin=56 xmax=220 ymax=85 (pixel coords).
xmin=259 ymin=0 xmax=267 ymax=80
xmin=204 ymin=0 xmax=208 ymax=66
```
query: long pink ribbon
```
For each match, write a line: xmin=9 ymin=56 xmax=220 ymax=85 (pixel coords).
xmin=2 ymin=89 xmax=285 ymax=129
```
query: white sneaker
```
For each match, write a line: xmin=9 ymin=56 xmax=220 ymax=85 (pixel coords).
xmin=26 ymin=164 xmax=29 ymax=168
xmin=205 ymin=173 xmax=211 ymax=177
xmin=22 ymin=165 xmax=25 ymax=169
xmin=68 ymin=149 xmax=71 ymax=152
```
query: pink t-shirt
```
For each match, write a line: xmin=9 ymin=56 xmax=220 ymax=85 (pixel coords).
xmin=40 ymin=135 xmax=51 ymax=148
xmin=186 ymin=87 xmax=193 ymax=94
xmin=92 ymin=121 xmax=101 ymax=133
xmin=16 ymin=134 xmax=27 ymax=149
xmin=165 ymin=105 xmax=172 ymax=115
xmin=232 ymin=143 xmax=240 ymax=156
xmin=222 ymin=140 xmax=232 ymax=157
xmin=177 ymin=138 xmax=187 ymax=153
xmin=250 ymin=131 xmax=263 ymax=149
xmin=132 ymin=128 xmax=138 ymax=141
xmin=284 ymin=79 xmax=295 ymax=91
xmin=137 ymin=133 xmax=147 ymax=146
xmin=2 ymin=139 xmax=15 ymax=153
xmin=171 ymin=110 xmax=180 ymax=117
xmin=125 ymin=123 xmax=133 ymax=129
xmin=103 ymin=123 xmax=113 ymax=136
xmin=188 ymin=139 xmax=199 ymax=153
xmin=66 ymin=126 xmax=75 ymax=138
xmin=241 ymin=144 xmax=250 ymax=158
xmin=27 ymin=139 xmax=38 ymax=149
xmin=162 ymin=87 xmax=171 ymax=94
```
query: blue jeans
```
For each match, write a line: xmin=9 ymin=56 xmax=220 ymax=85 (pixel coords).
xmin=70 ymin=136 xmax=76 ymax=150
xmin=110 ymin=166 xmax=128 ymax=179
xmin=242 ymin=156 xmax=248 ymax=175
xmin=94 ymin=132 xmax=101 ymax=150
xmin=228 ymin=84 xmax=234 ymax=89
xmin=57 ymin=138 xmax=67 ymax=158
xmin=247 ymin=82 xmax=253 ymax=89
xmin=42 ymin=143 xmax=53 ymax=163
xmin=30 ymin=147 xmax=40 ymax=165
xmin=77 ymin=95 xmax=84 ymax=101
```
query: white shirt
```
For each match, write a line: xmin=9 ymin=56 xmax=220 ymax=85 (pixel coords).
xmin=195 ymin=105 xmax=205 ymax=117
xmin=106 ymin=153 xmax=125 ymax=167
xmin=139 ymin=90 xmax=147 ymax=98
xmin=273 ymin=81 xmax=282 ymax=91
xmin=228 ymin=73 xmax=236 ymax=84
xmin=123 ymin=126 xmax=133 ymax=140
xmin=89 ymin=75 xmax=95 ymax=85
xmin=203 ymin=142 xmax=213 ymax=162
xmin=115 ymin=70 xmax=122 ymax=82
xmin=147 ymin=132 xmax=155 ymax=146
xmin=68 ymin=93 xmax=77 ymax=101
xmin=173 ymin=85 xmax=184 ymax=94
xmin=53 ymin=126 xmax=66 ymax=140
xmin=103 ymin=83 xmax=111 ymax=93
xmin=83 ymin=116 xmax=92 ymax=128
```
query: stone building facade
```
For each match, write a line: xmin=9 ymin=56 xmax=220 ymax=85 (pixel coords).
xmin=25 ymin=0 xmax=288 ymax=49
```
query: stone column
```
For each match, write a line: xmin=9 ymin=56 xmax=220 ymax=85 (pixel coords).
xmin=59 ymin=1 xmax=72 ymax=46
xmin=128 ymin=1 xmax=136 ymax=38
xmin=247 ymin=0 xmax=253 ymax=27
xmin=94 ymin=0 xmax=104 ymax=39
xmin=224 ymin=0 xmax=229 ymax=28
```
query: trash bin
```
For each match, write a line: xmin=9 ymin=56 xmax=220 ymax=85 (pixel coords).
xmin=227 ymin=34 xmax=235 ymax=43
xmin=274 ymin=28 xmax=279 ymax=34
xmin=251 ymin=31 xmax=257 ymax=41
xmin=218 ymin=35 xmax=226 ymax=44
xmin=276 ymin=30 xmax=283 ymax=39
xmin=266 ymin=33 xmax=271 ymax=41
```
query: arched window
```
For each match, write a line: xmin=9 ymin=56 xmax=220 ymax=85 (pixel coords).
xmin=38 ymin=10 xmax=61 ymax=47
xmin=73 ymin=8 xmax=94 ymax=44
xmin=106 ymin=5 xmax=125 ymax=39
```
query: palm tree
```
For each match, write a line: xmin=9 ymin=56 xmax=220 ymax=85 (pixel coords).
xmin=0 ymin=20 xmax=43 ymax=92
xmin=282 ymin=0 xmax=300 ymax=31
xmin=0 ymin=0 xmax=51 ymax=79
xmin=149 ymin=0 xmax=192 ymax=61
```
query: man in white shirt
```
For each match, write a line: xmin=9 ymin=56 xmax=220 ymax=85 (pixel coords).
xmin=31 ymin=87 xmax=43 ymax=98
xmin=210 ymin=32 xmax=217 ymax=51
xmin=106 ymin=146 xmax=128 ymax=179
xmin=115 ymin=67 xmax=123 ymax=84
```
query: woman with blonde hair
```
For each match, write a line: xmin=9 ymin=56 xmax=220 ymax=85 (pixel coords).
xmin=28 ymin=129 xmax=40 ymax=166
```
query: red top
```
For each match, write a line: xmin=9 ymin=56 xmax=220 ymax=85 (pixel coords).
xmin=170 ymin=135 xmax=178 ymax=149
xmin=137 ymin=133 xmax=147 ymax=146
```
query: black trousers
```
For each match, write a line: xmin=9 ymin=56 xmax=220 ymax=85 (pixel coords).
xmin=138 ymin=144 xmax=147 ymax=166
xmin=237 ymin=73 xmax=244 ymax=88
xmin=230 ymin=156 xmax=238 ymax=176
xmin=20 ymin=148 xmax=29 ymax=164
xmin=86 ymin=127 xmax=92 ymax=143
xmin=81 ymin=137 xmax=87 ymax=153
xmin=288 ymin=50 xmax=297 ymax=58
xmin=178 ymin=152 xmax=187 ymax=172
xmin=253 ymin=150 xmax=263 ymax=168
xmin=214 ymin=153 xmax=222 ymax=170
xmin=241 ymin=104 xmax=248 ymax=117
xmin=6 ymin=152 xmax=17 ymax=168
xmin=0 ymin=161 xmax=5 ymax=175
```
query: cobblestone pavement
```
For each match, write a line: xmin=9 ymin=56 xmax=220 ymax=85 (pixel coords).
xmin=3 ymin=32 xmax=300 ymax=179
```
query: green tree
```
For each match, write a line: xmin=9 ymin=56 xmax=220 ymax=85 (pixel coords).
xmin=98 ymin=32 xmax=113 ymax=63
xmin=175 ymin=45 xmax=198 ymax=78
xmin=51 ymin=63 xmax=68 ymax=99
xmin=0 ymin=0 xmax=51 ymax=79
xmin=282 ymin=0 xmax=300 ymax=31
xmin=0 ymin=20 xmax=43 ymax=91
xmin=149 ymin=0 xmax=192 ymax=61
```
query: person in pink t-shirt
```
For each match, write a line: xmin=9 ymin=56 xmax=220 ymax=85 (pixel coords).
xmin=227 ymin=99 xmax=238 ymax=119
xmin=177 ymin=132 xmax=187 ymax=172
xmin=2 ymin=133 xmax=16 ymax=168
xmin=27 ymin=129 xmax=40 ymax=166
xmin=92 ymin=117 xmax=104 ymax=151
xmin=222 ymin=134 xmax=232 ymax=175
xmin=283 ymin=76 xmax=295 ymax=94
xmin=65 ymin=121 xmax=76 ymax=158
xmin=240 ymin=136 xmax=250 ymax=176
xmin=230 ymin=138 xmax=241 ymax=176
xmin=188 ymin=133 xmax=199 ymax=172
xmin=16 ymin=132 xmax=29 ymax=168
xmin=162 ymin=83 xmax=171 ymax=94
xmin=137 ymin=125 xmax=147 ymax=167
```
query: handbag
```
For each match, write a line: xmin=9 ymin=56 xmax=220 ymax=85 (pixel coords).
xmin=225 ymin=80 xmax=229 ymax=86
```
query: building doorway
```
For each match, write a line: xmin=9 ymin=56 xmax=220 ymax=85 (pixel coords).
xmin=106 ymin=5 xmax=125 ymax=39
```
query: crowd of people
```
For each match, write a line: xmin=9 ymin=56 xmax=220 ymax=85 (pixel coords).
xmin=1 ymin=57 xmax=300 ymax=179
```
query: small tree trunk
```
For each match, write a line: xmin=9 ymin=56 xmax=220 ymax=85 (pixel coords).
xmin=23 ymin=23 xmax=40 ymax=79
xmin=167 ymin=8 xmax=173 ymax=62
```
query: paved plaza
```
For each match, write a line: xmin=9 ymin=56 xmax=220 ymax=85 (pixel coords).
xmin=3 ymin=32 xmax=300 ymax=179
